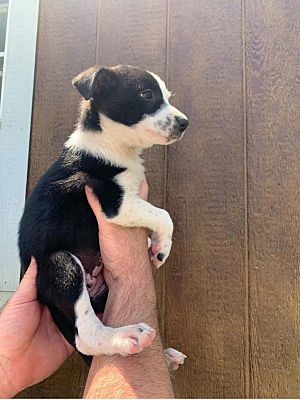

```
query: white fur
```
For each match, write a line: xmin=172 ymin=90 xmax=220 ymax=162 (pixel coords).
xmin=66 ymin=74 xmax=187 ymax=153
xmin=110 ymin=192 xmax=173 ymax=267
xmin=66 ymin=124 xmax=173 ymax=266
xmin=137 ymin=103 xmax=187 ymax=144
xmin=71 ymin=254 xmax=155 ymax=356
xmin=65 ymin=123 xmax=144 ymax=168
xmin=149 ymin=71 xmax=172 ymax=103
xmin=146 ymin=72 xmax=188 ymax=142
xmin=65 ymin=73 xmax=186 ymax=267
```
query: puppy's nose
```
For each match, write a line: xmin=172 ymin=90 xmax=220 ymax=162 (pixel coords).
xmin=175 ymin=116 xmax=189 ymax=132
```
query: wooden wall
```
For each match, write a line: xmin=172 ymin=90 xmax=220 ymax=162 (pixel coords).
xmin=19 ymin=0 xmax=300 ymax=398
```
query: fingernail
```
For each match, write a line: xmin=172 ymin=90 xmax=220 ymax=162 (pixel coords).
xmin=86 ymin=185 xmax=93 ymax=193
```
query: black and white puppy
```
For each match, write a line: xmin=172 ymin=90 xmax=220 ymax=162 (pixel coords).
xmin=19 ymin=65 xmax=189 ymax=361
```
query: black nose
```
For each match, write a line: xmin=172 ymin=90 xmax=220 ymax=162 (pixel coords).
xmin=175 ymin=117 xmax=189 ymax=132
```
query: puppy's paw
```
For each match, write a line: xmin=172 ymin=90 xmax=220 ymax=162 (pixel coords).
xmin=150 ymin=235 xmax=172 ymax=268
xmin=112 ymin=323 xmax=156 ymax=356
xmin=164 ymin=347 xmax=187 ymax=370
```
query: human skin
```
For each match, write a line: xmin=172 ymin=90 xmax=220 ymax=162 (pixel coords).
xmin=83 ymin=182 xmax=174 ymax=398
xmin=0 ymin=260 xmax=74 ymax=398
xmin=0 ymin=180 xmax=173 ymax=398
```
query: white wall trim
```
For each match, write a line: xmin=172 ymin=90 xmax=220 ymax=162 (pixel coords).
xmin=0 ymin=291 xmax=14 ymax=310
xmin=0 ymin=0 xmax=39 ymax=301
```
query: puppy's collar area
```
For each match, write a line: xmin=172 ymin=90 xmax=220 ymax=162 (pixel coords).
xmin=65 ymin=128 xmax=144 ymax=169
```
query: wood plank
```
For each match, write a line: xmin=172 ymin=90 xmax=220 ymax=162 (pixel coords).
xmin=19 ymin=0 xmax=98 ymax=398
xmin=246 ymin=1 xmax=300 ymax=397
xmin=166 ymin=1 xmax=246 ymax=397
xmin=97 ymin=0 xmax=168 ymax=337
xmin=17 ymin=354 xmax=89 ymax=399
xmin=27 ymin=0 xmax=98 ymax=193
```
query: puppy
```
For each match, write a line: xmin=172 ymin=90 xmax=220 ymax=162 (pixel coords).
xmin=19 ymin=65 xmax=189 ymax=361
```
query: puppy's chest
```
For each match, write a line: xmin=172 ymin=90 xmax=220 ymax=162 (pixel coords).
xmin=115 ymin=162 xmax=145 ymax=194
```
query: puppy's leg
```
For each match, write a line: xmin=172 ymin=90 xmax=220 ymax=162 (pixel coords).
xmin=164 ymin=348 xmax=187 ymax=371
xmin=37 ymin=251 xmax=155 ymax=356
xmin=109 ymin=196 xmax=173 ymax=268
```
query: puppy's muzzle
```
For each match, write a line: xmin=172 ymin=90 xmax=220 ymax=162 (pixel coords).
xmin=175 ymin=116 xmax=189 ymax=132
xmin=169 ymin=116 xmax=189 ymax=140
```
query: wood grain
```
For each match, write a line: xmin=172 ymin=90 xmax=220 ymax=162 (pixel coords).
xmin=19 ymin=0 xmax=98 ymax=397
xmin=166 ymin=1 xmax=246 ymax=397
xmin=19 ymin=0 xmax=300 ymax=397
xmin=96 ymin=0 xmax=168 ymax=338
xmin=26 ymin=0 xmax=98 ymax=193
xmin=246 ymin=0 xmax=300 ymax=397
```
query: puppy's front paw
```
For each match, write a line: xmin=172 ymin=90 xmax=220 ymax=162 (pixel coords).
xmin=164 ymin=348 xmax=187 ymax=370
xmin=149 ymin=209 xmax=173 ymax=268
xmin=112 ymin=323 xmax=156 ymax=356
xmin=150 ymin=235 xmax=172 ymax=268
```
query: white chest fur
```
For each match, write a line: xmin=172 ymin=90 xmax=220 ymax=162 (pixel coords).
xmin=115 ymin=161 xmax=145 ymax=195
xmin=65 ymin=128 xmax=145 ymax=195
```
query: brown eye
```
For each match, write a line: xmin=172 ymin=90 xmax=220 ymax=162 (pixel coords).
xmin=140 ymin=90 xmax=153 ymax=100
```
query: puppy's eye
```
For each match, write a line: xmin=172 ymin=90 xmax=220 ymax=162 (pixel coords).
xmin=140 ymin=90 xmax=153 ymax=100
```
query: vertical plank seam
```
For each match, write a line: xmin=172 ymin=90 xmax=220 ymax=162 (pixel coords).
xmin=162 ymin=0 xmax=170 ymax=344
xmin=26 ymin=1 xmax=42 ymax=197
xmin=95 ymin=0 xmax=101 ymax=63
xmin=23 ymin=0 xmax=42 ymax=283
xmin=242 ymin=0 xmax=250 ymax=397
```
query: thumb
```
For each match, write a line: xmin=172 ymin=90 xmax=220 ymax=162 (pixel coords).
xmin=85 ymin=185 xmax=107 ymax=227
xmin=8 ymin=257 xmax=37 ymax=306
xmin=85 ymin=178 xmax=148 ymax=223
xmin=139 ymin=178 xmax=149 ymax=200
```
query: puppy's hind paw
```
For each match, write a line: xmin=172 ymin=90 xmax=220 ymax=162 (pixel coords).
xmin=164 ymin=347 xmax=187 ymax=370
xmin=112 ymin=323 xmax=156 ymax=356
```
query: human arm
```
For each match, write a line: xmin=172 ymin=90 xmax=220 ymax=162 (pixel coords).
xmin=0 ymin=259 xmax=73 ymax=398
xmin=83 ymin=182 xmax=174 ymax=398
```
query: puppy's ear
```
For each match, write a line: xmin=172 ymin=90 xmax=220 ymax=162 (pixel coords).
xmin=72 ymin=66 xmax=115 ymax=100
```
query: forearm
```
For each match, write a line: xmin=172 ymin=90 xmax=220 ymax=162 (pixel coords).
xmin=83 ymin=258 xmax=173 ymax=399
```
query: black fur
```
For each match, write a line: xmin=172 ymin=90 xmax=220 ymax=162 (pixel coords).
xmin=18 ymin=64 xmax=170 ymax=359
xmin=78 ymin=101 xmax=101 ymax=131
xmin=19 ymin=148 xmax=124 ymax=349
xmin=19 ymin=149 xmax=125 ymax=269
xmin=75 ymin=65 xmax=165 ymax=130
xmin=37 ymin=251 xmax=93 ymax=364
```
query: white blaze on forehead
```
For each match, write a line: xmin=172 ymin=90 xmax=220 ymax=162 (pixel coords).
xmin=149 ymin=71 xmax=172 ymax=103
xmin=148 ymin=71 xmax=188 ymax=120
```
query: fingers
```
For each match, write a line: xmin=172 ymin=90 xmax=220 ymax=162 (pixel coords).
xmin=139 ymin=178 xmax=149 ymax=200
xmin=43 ymin=306 xmax=74 ymax=356
xmin=85 ymin=186 xmax=123 ymax=238
xmin=9 ymin=257 xmax=38 ymax=305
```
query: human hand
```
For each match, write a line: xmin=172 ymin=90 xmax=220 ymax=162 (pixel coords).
xmin=85 ymin=179 xmax=151 ymax=288
xmin=84 ymin=179 xmax=173 ymax=399
xmin=0 ymin=259 xmax=73 ymax=398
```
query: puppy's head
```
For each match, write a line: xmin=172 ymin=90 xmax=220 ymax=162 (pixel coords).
xmin=72 ymin=65 xmax=189 ymax=147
